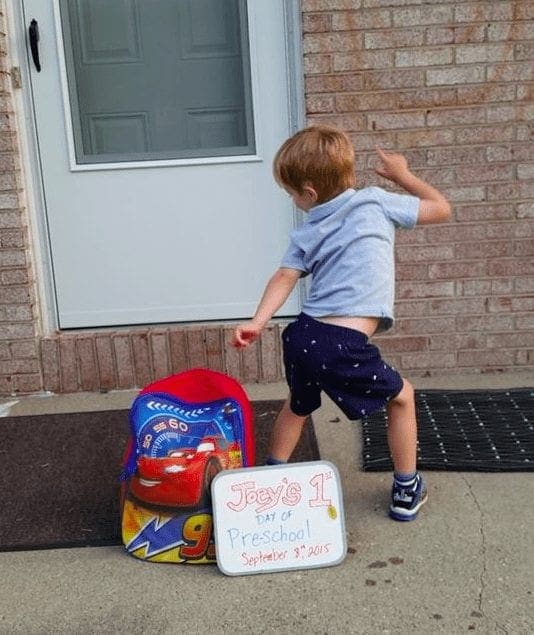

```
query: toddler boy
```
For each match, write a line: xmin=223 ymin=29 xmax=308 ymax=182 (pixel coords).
xmin=232 ymin=126 xmax=450 ymax=521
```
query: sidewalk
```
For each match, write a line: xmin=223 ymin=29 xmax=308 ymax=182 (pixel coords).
xmin=1 ymin=373 xmax=533 ymax=634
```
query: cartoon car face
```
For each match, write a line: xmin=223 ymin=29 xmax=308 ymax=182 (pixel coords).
xmin=130 ymin=435 xmax=242 ymax=508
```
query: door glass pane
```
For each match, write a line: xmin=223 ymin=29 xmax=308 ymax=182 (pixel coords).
xmin=59 ymin=0 xmax=255 ymax=164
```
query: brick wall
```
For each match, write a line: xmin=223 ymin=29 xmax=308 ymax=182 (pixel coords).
xmin=1 ymin=0 xmax=533 ymax=395
xmin=302 ymin=0 xmax=534 ymax=377
xmin=0 ymin=3 xmax=41 ymax=394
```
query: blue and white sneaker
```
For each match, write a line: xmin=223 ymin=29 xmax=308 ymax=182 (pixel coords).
xmin=389 ymin=473 xmax=428 ymax=521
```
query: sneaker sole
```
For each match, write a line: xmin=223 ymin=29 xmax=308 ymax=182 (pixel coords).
xmin=389 ymin=489 xmax=428 ymax=522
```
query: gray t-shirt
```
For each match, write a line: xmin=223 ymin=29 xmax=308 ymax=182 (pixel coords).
xmin=280 ymin=187 xmax=419 ymax=332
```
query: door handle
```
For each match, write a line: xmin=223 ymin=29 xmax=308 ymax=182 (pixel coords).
xmin=28 ymin=19 xmax=41 ymax=72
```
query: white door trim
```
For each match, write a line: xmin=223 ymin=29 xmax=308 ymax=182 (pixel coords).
xmin=7 ymin=0 xmax=305 ymax=332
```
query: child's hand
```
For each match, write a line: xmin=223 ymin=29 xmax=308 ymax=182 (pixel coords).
xmin=375 ymin=148 xmax=411 ymax=184
xmin=231 ymin=322 xmax=262 ymax=348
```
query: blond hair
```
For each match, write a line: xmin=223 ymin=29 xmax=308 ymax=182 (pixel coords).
xmin=273 ymin=125 xmax=356 ymax=204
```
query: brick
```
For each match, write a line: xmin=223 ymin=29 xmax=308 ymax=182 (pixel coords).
xmin=397 ymin=244 xmax=455 ymax=263
xmin=427 ymin=107 xmax=486 ymax=128
xmin=395 ymin=6 xmax=453 ymax=27
xmin=186 ymin=328 xmax=207 ymax=368
xmin=514 ymin=240 xmax=534 ymax=257
xmin=36 ymin=344 xmax=56 ymax=400
xmin=401 ymin=351 xmax=457 ymax=370
xmin=486 ymin=62 xmax=534 ymax=82
xmin=14 ymin=373 xmax=42 ymax=394
xmin=333 ymin=49 xmax=393 ymax=71
xmin=395 ymin=300 xmax=428 ymax=318
xmin=303 ymin=13 xmax=332 ymax=33
xmin=455 ymin=43 xmax=515 ymax=65
xmin=457 ymin=350 xmax=516 ymax=368
xmin=332 ymin=9 xmax=391 ymax=30
xmin=222 ymin=326 xmax=242 ymax=380
xmin=302 ymin=0 xmax=362 ymax=10
xmin=114 ymin=335 xmax=135 ymax=389
xmin=0 ymin=373 xmax=14 ymax=395
xmin=516 ymin=314 xmax=534 ymax=331
xmin=455 ymin=204 xmax=514 ymax=223
xmin=0 ymin=323 xmax=35 ymax=339
xmin=456 ymin=84 xmax=515 ymax=106
xmin=306 ymin=74 xmax=360 ymax=93
xmin=76 ymin=337 xmax=99 ymax=392
xmin=0 ymin=249 xmax=26 ymax=267
xmin=1 ymin=269 xmax=28 ymax=285
xmin=394 ymin=316 xmax=456 ymax=336
xmin=95 ymin=336 xmax=117 ymax=391
xmin=395 ymin=48 xmax=452 ymax=68
xmin=304 ymin=32 xmax=363 ymax=54
xmin=455 ymin=241 xmax=513 ymax=260
xmin=59 ymin=338 xmax=78 ymax=393
xmin=431 ymin=297 xmax=488 ymax=316
xmin=456 ymin=314 xmax=514 ymax=333
xmin=0 ymin=192 xmax=19 ymax=208
xmin=260 ymin=325 xmax=280 ymax=382
xmin=376 ymin=336 xmax=428 ymax=354
xmin=517 ymin=203 xmax=534 ymax=219
xmin=396 ymin=128 xmax=455 ymax=148
xmin=428 ymin=261 xmax=486 ymax=280
xmin=303 ymin=54 xmax=333 ymax=75
xmin=306 ymin=94 xmax=334 ymax=113
xmin=426 ymin=66 xmax=486 ymax=86
xmin=369 ymin=111 xmax=425 ymax=131
xmin=487 ymin=23 xmax=531 ymax=42
xmin=169 ymin=329 xmax=188 ymax=374
xmin=425 ymin=25 xmax=486 ymax=46
xmin=396 ymin=263 xmax=428 ymax=281
xmin=205 ymin=327 xmax=224 ymax=372
xmin=397 ymin=281 xmax=455 ymax=299
xmin=150 ymin=331 xmax=170 ymax=379
xmin=429 ymin=333 xmax=487 ymax=352
xmin=454 ymin=3 xmax=514 ymax=23
xmin=488 ymin=259 xmax=534 ymax=277
xmin=10 ymin=340 xmax=36 ymax=358
xmin=455 ymin=164 xmax=514 ymax=184
xmin=515 ymin=42 xmax=534 ymax=61
xmin=131 ymin=332 xmax=153 ymax=388
xmin=364 ymin=69 xmax=425 ymax=90
xmin=241 ymin=343 xmax=260 ymax=382
xmin=397 ymin=88 xmax=457 ymax=110
xmin=364 ymin=29 xmax=424 ymax=50
xmin=515 ymin=277 xmax=534 ymax=293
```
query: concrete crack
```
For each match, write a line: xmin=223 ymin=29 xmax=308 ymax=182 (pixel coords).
xmin=461 ymin=475 xmax=509 ymax=634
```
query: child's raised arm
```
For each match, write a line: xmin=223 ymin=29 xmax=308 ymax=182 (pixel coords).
xmin=375 ymin=148 xmax=451 ymax=225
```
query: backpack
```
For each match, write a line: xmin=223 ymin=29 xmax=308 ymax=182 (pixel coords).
xmin=120 ymin=368 xmax=254 ymax=563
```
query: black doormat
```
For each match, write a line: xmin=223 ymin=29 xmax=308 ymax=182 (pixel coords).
xmin=362 ymin=389 xmax=534 ymax=472
xmin=0 ymin=401 xmax=319 ymax=552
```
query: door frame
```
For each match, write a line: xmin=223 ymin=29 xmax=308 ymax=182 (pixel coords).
xmin=6 ymin=0 xmax=305 ymax=333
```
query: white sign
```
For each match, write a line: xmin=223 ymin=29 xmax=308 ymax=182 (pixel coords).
xmin=211 ymin=461 xmax=346 ymax=576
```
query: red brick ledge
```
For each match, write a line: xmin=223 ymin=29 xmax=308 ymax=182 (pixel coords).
xmin=38 ymin=323 xmax=286 ymax=395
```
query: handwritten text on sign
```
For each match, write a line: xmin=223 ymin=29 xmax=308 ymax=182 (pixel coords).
xmin=211 ymin=461 xmax=346 ymax=575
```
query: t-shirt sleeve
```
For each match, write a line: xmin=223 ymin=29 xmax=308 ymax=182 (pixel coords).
xmin=280 ymin=236 xmax=308 ymax=274
xmin=373 ymin=187 xmax=419 ymax=229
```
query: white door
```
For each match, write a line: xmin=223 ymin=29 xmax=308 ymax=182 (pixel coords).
xmin=22 ymin=0 xmax=300 ymax=328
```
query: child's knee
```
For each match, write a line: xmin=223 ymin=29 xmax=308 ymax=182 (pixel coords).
xmin=390 ymin=378 xmax=414 ymax=407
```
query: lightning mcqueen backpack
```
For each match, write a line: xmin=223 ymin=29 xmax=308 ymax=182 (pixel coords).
xmin=120 ymin=368 xmax=254 ymax=563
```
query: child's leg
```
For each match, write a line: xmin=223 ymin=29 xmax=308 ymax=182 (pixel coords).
xmin=385 ymin=379 xmax=417 ymax=474
xmin=267 ymin=397 xmax=308 ymax=462
xmin=386 ymin=378 xmax=427 ymax=521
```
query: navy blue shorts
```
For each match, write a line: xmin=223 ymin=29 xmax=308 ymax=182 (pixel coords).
xmin=282 ymin=313 xmax=404 ymax=419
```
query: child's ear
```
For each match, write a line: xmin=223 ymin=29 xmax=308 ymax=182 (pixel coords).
xmin=302 ymin=183 xmax=318 ymax=205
